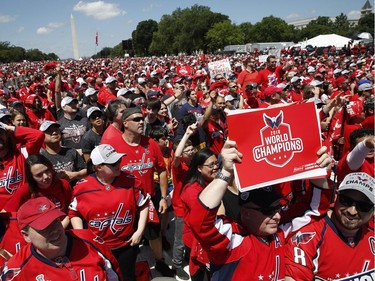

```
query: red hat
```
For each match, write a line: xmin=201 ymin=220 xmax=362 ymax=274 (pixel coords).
xmin=335 ymin=76 xmax=347 ymax=85
xmin=17 ymin=197 xmax=65 ymax=230
xmin=263 ymin=86 xmax=282 ymax=97
xmin=43 ymin=61 xmax=57 ymax=71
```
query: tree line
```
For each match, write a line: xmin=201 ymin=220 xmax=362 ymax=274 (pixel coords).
xmin=1 ymin=4 xmax=373 ymax=62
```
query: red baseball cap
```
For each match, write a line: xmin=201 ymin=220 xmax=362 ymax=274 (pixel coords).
xmin=17 ymin=197 xmax=66 ymax=230
xmin=264 ymin=86 xmax=282 ymax=97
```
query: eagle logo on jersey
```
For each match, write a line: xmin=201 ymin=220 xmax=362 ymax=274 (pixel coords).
xmin=1 ymin=266 xmax=21 ymax=281
xmin=292 ymin=231 xmax=316 ymax=246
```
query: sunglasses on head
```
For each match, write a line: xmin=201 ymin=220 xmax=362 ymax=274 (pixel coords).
xmin=338 ymin=194 xmax=373 ymax=213
xmin=127 ymin=116 xmax=144 ymax=122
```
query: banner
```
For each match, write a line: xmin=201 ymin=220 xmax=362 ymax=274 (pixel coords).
xmin=227 ymin=103 xmax=326 ymax=191
xmin=208 ymin=58 xmax=231 ymax=79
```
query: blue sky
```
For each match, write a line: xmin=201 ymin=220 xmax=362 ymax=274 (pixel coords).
xmin=0 ymin=0 xmax=372 ymax=59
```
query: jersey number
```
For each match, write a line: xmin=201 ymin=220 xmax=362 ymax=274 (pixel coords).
xmin=293 ymin=247 xmax=306 ymax=266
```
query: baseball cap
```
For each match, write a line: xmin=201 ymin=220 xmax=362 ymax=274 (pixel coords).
xmin=85 ymin=88 xmax=98 ymax=97
xmin=358 ymin=83 xmax=372 ymax=92
xmin=61 ymin=96 xmax=78 ymax=107
xmin=338 ymin=172 xmax=375 ymax=204
xmin=224 ymin=95 xmax=236 ymax=102
xmin=122 ymin=107 xmax=143 ymax=121
xmin=105 ymin=76 xmax=117 ymax=84
xmin=291 ymin=76 xmax=301 ymax=83
xmin=137 ymin=78 xmax=146 ymax=84
xmin=87 ymin=106 xmax=102 ymax=119
xmin=39 ymin=120 xmax=60 ymax=132
xmin=341 ymin=69 xmax=351 ymax=75
xmin=310 ymin=80 xmax=323 ymax=86
xmin=147 ymin=90 xmax=160 ymax=99
xmin=333 ymin=69 xmax=342 ymax=75
xmin=117 ymin=88 xmax=133 ymax=97
xmin=17 ymin=197 xmax=66 ymax=230
xmin=239 ymin=186 xmax=285 ymax=208
xmin=90 ymin=144 xmax=125 ymax=165
xmin=264 ymin=86 xmax=282 ymax=97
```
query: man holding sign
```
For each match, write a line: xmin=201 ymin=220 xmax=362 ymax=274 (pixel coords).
xmin=188 ymin=140 xmax=333 ymax=280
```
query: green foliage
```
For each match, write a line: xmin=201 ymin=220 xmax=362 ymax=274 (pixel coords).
xmin=355 ymin=12 xmax=374 ymax=35
xmin=251 ymin=16 xmax=297 ymax=42
xmin=150 ymin=5 xmax=228 ymax=55
xmin=132 ymin=19 xmax=158 ymax=56
xmin=206 ymin=20 xmax=244 ymax=52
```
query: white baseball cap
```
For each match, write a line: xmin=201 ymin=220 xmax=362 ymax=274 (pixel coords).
xmin=310 ymin=80 xmax=323 ymax=86
xmin=90 ymin=144 xmax=125 ymax=165
xmin=105 ymin=76 xmax=117 ymax=84
xmin=339 ymin=172 xmax=375 ymax=204
xmin=40 ymin=120 xmax=60 ymax=132
xmin=85 ymin=88 xmax=98 ymax=97
xmin=61 ymin=96 xmax=78 ymax=107
xmin=87 ymin=107 xmax=102 ymax=119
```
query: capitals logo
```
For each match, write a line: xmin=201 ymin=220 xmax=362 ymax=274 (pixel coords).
xmin=1 ymin=266 xmax=21 ymax=281
xmin=252 ymin=111 xmax=303 ymax=167
xmin=292 ymin=231 xmax=316 ymax=246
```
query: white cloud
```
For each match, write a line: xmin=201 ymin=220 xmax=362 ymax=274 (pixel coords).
xmin=36 ymin=22 xmax=64 ymax=35
xmin=347 ymin=10 xmax=361 ymax=20
xmin=17 ymin=26 xmax=24 ymax=33
xmin=286 ymin=13 xmax=301 ymax=20
xmin=73 ymin=1 xmax=126 ymax=20
xmin=0 ymin=15 xmax=16 ymax=23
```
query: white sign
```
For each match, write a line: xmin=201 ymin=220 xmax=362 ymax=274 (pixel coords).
xmin=208 ymin=58 xmax=232 ymax=79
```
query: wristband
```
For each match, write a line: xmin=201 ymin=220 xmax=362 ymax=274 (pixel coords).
xmin=161 ymin=196 xmax=168 ymax=201
xmin=215 ymin=170 xmax=233 ymax=183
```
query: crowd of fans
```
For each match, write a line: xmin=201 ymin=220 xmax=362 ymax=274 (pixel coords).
xmin=0 ymin=44 xmax=373 ymax=281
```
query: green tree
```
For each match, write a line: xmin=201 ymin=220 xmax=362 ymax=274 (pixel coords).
xmin=150 ymin=5 xmax=228 ymax=55
xmin=238 ymin=22 xmax=254 ymax=43
xmin=206 ymin=20 xmax=244 ymax=52
xmin=355 ymin=12 xmax=374 ymax=35
xmin=299 ymin=16 xmax=334 ymax=40
xmin=251 ymin=16 xmax=296 ymax=42
xmin=132 ymin=19 xmax=158 ymax=56
xmin=25 ymin=49 xmax=46 ymax=61
xmin=333 ymin=13 xmax=353 ymax=37
xmin=110 ymin=43 xmax=124 ymax=57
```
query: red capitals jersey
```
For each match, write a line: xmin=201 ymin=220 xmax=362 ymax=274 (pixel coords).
xmin=0 ymin=212 xmax=27 ymax=268
xmin=204 ymin=121 xmax=226 ymax=155
xmin=285 ymin=215 xmax=375 ymax=280
xmin=3 ymin=178 xmax=72 ymax=213
xmin=0 ymin=127 xmax=44 ymax=210
xmin=69 ymin=173 xmax=147 ymax=249
xmin=1 ymin=229 xmax=122 ymax=281
xmin=105 ymin=135 xmax=166 ymax=196
xmin=190 ymin=202 xmax=286 ymax=280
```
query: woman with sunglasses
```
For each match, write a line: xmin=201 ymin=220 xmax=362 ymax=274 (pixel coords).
xmin=180 ymin=147 xmax=220 ymax=281
xmin=188 ymin=141 xmax=333 ymax=280
xmin=68 ymin=144 xmax=149 ymax=281
xmin=3 ymin=154 xmax=72 ymax=228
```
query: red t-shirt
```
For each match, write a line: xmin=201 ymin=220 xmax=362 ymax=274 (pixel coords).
xmin=105 ymin=135 xmax=166 ymax=196
xmin=171 ymin=161 xmax=189 ymax=217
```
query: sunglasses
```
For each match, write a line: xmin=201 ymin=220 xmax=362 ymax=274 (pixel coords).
xmin=127 ymin=116 xmax=144 ymax=122
xmin=90 ymin=112 xmax=102 ymax=119
xmin=202 ymin=161 xmax=219 ymax=169
xmin=245 ymin=205 xmax=285 ymax=216
xmin=338 ymin=194 xmax=373 ymax=213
